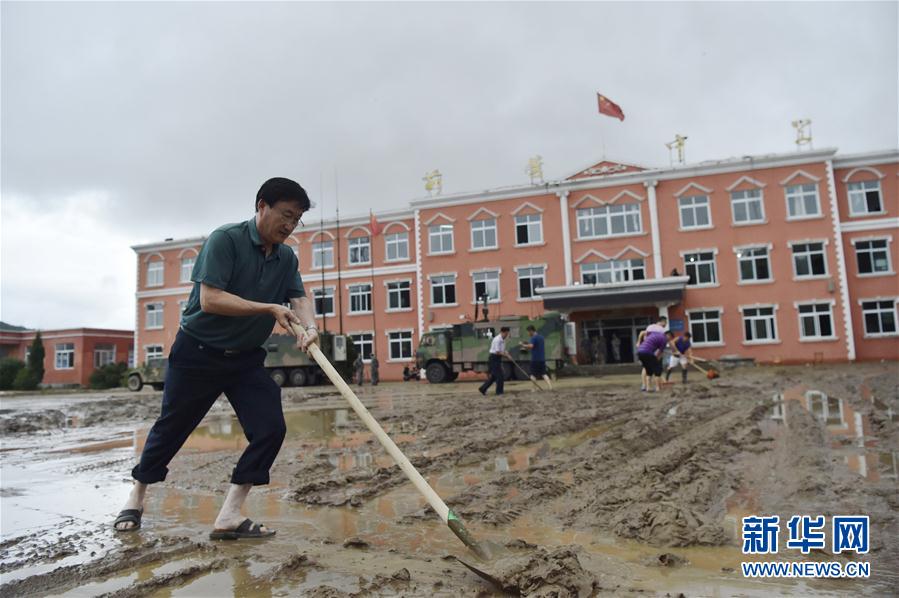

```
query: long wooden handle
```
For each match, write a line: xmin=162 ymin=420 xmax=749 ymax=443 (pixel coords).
xmin=293 ymin=327 xmax=450 ymax=523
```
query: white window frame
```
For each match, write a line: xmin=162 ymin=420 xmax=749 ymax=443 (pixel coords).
xmin=430 ymin=273 xmax=457 ymax=307
xmin=730 ymin=188 xmax=766 ymax=225
xmin=516 ymin=265 xmax=545 ymax=301
xmin=145 ymin=302 xmax=164 ymax=330
xmin=178 ymin=299 xmax=189 ymax=314
xmin=386 ymin=329 xmax=414 ymax=362
xmin=687 ymin=308 xmax=724 ymax=347
xmin=789 ymin=240 xmax=829 ymax=280
xmin=350 ymin=332 xmax=374 ymax=362
xmin=348 ymin=284 xmax=372 ymax=314
xmin=146 ymin=260 xmax=164 ymax=287
xmin=347 ymin=236 xmax=371 ymax=266
xmin=859 ymin=298 xmax=899 ymax=338
xmin=55 ymin=343 xmax=75 ymax=370
xmin=385 ymin=279 xmax=412 ymax=312
xmin=576 ymin=203 xmax=642 ymax=239
xmin=94 ymin=344 xmax=117 ymax=368
xmin=472 ymin=270 xmax=501 ymax=303
xmin=312 ymin=287 xmax=335 ymax=317
xmin=847 ymin=180 xmax=884 ymax=217
xmin=682 ymin=250 xmax=718 ymax=287
xmin=312 ymin=240 xmax=334 ymax=269
xmin=179 ymin=256 xmax=195 ymax=283
xmin=470 ymin=218 xmax=498 ymax=251
xmin=514 ymin=213 xmax=543 ymax=246
xmin=740 ymin=304 xmax=779 ymax=345
xmin=784 ymin=183 xmax=822 ymax=221
xmin=736 ymin=245 xmax=773 ymax=284
xmin=581 ymin=259 xmax=646 ymax=285
xmin=384 ymin=232 xmax=410 ymax=262
xmin=795 ymin=300 xmax=837 ymax=342
xmin=144 ymin=344 xmax=164 ymax=363
xmin=852 ymin=237 xmax=894 ymax=277
xmin=428 ymin=224 xmax=454 ymax=255
xmin=678 ymin=195 xmax=713 ymax=230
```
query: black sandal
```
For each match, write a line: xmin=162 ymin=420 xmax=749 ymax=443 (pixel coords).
xmin=113 ymin=508 xmax=143 ymax=532
xmin=209 ymin=518 xmax=275 ymax=540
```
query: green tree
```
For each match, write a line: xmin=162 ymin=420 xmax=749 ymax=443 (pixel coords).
xmin=27 ymin=331 xmax=45 ymax=385
xmin=89 ymin=362 xmax=128 ymax=389
xmin=0 ymin=358 xmax=26 ymax=390
xmin=12 ymin=367 xmax=39 ymax=391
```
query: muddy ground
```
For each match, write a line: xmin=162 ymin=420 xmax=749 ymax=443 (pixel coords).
xmin=0 ymin=364 xmax=897 ymax=596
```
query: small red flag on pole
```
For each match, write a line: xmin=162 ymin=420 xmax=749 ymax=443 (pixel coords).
xmin=369 ymin=210 xmax=381 ymax=236
xmin=597 ymin=92 xmax=625 ymax=121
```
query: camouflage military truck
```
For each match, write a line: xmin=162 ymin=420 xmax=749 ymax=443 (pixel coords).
xmin=415 ymin=312 xmax=568 ymax=383
xmin=126 ymin=332 xmax=349 ymax=391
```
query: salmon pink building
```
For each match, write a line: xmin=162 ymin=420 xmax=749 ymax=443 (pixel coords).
xmin=0 ymin=326 xmax=134 ymax=388
xmin=133 ymin=147 xmax=898 ymax=381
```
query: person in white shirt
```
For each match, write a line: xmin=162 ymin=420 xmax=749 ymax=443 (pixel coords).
xmin=479 ymin=326 xmax=511 ymax=396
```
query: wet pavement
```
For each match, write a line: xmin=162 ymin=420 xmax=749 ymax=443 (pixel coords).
xmin=1 ymin=366 xmax=898 ymax=596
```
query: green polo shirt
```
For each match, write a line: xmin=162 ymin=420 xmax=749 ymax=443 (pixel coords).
xmin=180 ymin=218 xmax=305 ymax=350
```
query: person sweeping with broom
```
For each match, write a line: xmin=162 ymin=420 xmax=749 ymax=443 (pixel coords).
xmin=113 ymin=177 xmax=318 ymax=539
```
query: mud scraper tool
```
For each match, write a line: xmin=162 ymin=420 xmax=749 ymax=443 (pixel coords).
xmin=289 ymin=324 xmax=505 ymax=587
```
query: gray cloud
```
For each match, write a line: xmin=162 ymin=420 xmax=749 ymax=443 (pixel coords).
xmin=2 ymin=1 xmax=896 ymax=328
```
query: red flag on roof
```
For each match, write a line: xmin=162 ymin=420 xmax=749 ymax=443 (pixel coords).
xmin=369 ymin=210 xmax=381 ymax=237
xmin=597 ymin=92 xmax=625 ymax=121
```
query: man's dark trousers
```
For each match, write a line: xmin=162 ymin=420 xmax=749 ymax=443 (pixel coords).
xmin=132 ymin=330 xmax=286 ymax=486
xmin=478 ymin=354 xmax=504 ymax=395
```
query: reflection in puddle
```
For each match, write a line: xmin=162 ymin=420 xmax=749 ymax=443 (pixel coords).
xmin=770 ymin=386 xmax=897 ymax=484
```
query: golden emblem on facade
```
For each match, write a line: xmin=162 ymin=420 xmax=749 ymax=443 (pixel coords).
xmin=423 ymin=169 xmax=443 ymax=195
xmin=665 ymin=134 xmax=688 ymax=165
xmin=526 ymin=155 xmax=544 ymax=184
xmin=792 ymin=119 xmax=813 ymax=150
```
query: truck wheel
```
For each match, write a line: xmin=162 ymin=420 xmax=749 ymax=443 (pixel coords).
xmin=290 ymin=368 xmax=307 ymax=387
xmin=151 ymin=383 xmax=165 ymax=391
xmin=270 ymin=368 xmax=287 ymax=387
xmin=501 ymin=362 xmax=513 ymax=381
xmin=127 ymin=374 xmax=143 ymax=392
xmin=426 ymin=362 xmax=448 ymax=384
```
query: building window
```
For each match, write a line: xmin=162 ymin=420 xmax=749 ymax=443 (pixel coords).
xmin=576 ymin=204 xmax=642 ymax=238
xmin=146 ymin=261 xmax=164 ymax=286
xmin=431 ymin=274 xmax=456 ymax=305
xmin=581 ymin=259 xmax=645 ymax=284
xmin=429 ymin=224 xmax=454 ymax=254
xmin=798 ymin=303 xmax=834 ymax=340
xmin=678 ymin=195 xmax=711 ymax=229
xmin=179 ymin=300 xmax=189 ymax=314
xmin=688 ymin=310 xmax=722 ymax=345
xmin=470 ymin=218 xmax=497 ymax=250
xmin=684 ymin=252 xmax=717 ymax=286
xmin=348 ymin=284 xmax=372 ymax=313
xmin=792 ymin=242 xmax=827 ymax=278
xmin=472 ymin=270 xmax=500 ymax=302
xmin=387 ymin=281 xmax=412 ymax=310
xmin=348 ymin=236 xmax=371 ymax=265
xmin=785 ymin=184 xmax=821 ymax=219
xmin=738 ymin=247 xmax=771 ymax=282
xmin=742 ymin=306 xmax=777 ymax=342
xmin=312 ymin=241 xmax=334 ymax=269
xmin=517 ymin=266 xmax=545 ymax=299
xmin=180 ymin=257 xmax=195 ymax=283
xmin=94 ymin=343 xmax=116 ymax=368
xmin=146 ymin=303 xmax=164 ymax=329
xmin=861 ymin=300 xmax=898 ymax=336
xmin=514 ymin=214 xmax=543 ymax=245
xmin=350 ymin=333 xmax=373 ymax=361
xmin=847 ymin=180 xmax=883 ymax=216
xmin=855 ymin=239 xmax=891 ymax=275
xmin=730 ymin=189 xmax=765 ymax=224
xmin=55 ymin=343 xmax=75 ymax=370
xmin=313 ymin=288 xmax=335 ymax=316
xmin=385 ymin=232 xmax=409 ymax=261
xmin=128 ymin=349 xmax=134 ymax=368
xmin=145 ymin=345 xmax=164 ymax=362
xmin=388 ymin=331 xmax=413 ymax=360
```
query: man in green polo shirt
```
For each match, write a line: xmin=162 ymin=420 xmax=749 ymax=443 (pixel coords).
xmin=113 ymin=177 xmax=319 ymax=539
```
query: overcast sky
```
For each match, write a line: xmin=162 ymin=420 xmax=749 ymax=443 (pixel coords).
xmin=2 ymin=1 xmax=897 ymax=331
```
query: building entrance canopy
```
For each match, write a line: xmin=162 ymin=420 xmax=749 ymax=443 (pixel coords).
xmin=538 ymin=276 xmax=690 ymax=312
